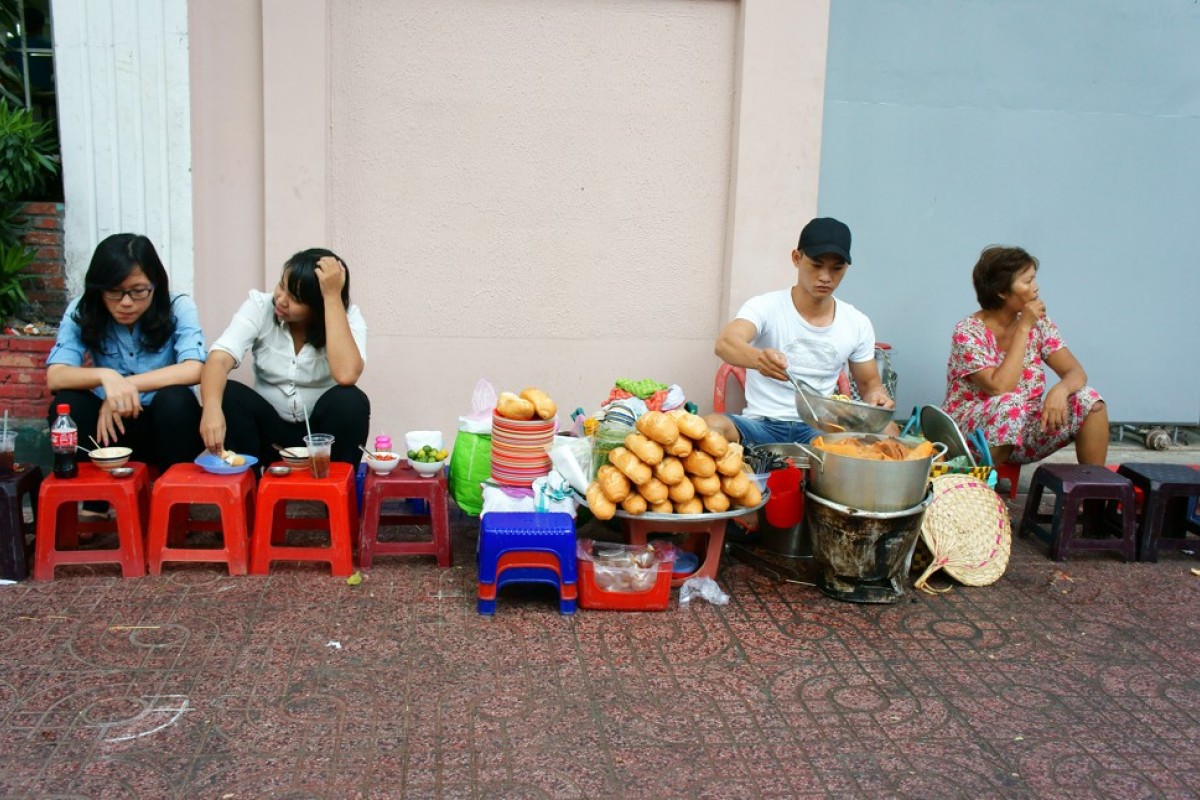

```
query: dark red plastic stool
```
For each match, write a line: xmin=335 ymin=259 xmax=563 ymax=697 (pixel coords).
xmin=146 ymin=464 xmax=256 ymax=576
xmin=1019 ymin=464 xmax=1137 ymax=562
xmin=1 ymin=466 xmax=42 ymax=581
xmin=358 ymin=464 xmax=451 ymax=568
xmin=249 ymin=462 xmax=357 ymax=576
xmin=33 ymin=462 xmax=152 ymax=580
xmin=1117 ymin=463 xmax=1200 ymax=562
xmin=622 ymin=515 xmax=728 ymax=588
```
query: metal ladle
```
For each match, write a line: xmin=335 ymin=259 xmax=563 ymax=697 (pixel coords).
xmin=784 ymin=373 xmax=845 ymax=433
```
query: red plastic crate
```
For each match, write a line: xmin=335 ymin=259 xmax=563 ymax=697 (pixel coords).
xmin=577 ymin=558 xmax=673 ymax=611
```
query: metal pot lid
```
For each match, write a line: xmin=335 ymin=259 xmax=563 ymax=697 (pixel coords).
xmin=918 ymin=405 xmax=975 ymax=466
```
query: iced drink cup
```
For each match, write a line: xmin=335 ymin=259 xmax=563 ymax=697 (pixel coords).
xmin=303 ymin=433 xmax=334 ymax=478
xmin=0 ymin=430 xmax=15 ymax=475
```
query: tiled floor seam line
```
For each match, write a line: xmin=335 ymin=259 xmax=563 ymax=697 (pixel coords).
xmin=568 ymin=615 xmax=623 ymax=796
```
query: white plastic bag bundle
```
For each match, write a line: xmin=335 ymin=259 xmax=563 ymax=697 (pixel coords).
xmin=548 ymin=435 xmax=591 ymax=495
xmin=679 ymin=576 xmax=729 ymax=606
xmin=458 ymin=378 xmax=497 ymax=435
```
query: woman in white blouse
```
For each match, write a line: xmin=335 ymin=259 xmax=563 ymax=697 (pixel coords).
xmin=199 ymin=248 xmax=370 ymax=467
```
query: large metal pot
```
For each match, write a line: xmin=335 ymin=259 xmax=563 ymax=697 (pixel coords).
xmin=802 ymin=433 xmax=945 ymax=512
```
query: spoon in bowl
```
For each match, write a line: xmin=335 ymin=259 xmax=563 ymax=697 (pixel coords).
xmin=272 ymin=443 xmax=300 ymax=458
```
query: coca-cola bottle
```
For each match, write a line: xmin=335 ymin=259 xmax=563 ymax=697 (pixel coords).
xmin=51 ymin=403 xmax=78 ymax=479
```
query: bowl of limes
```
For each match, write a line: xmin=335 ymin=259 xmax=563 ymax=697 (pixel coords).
xmin=407 ymin=444 xmax=448 ymax=478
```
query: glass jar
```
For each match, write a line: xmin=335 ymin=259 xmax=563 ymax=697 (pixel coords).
xmin=590 ymin=420 xmax=634 ymax=480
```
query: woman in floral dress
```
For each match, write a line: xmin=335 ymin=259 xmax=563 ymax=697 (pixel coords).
xmin=943 ymin=246 xmax=1108 ymax=466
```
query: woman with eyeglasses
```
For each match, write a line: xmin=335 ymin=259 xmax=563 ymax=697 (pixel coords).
xmin=45 ymin=233 xmax=207 ymax=470
xmin=199 ymin=248 xmax=369 ymax=468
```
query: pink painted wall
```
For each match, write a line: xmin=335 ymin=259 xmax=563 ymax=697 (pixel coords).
xmin=189 ymin=0 xmax=830 ymax=445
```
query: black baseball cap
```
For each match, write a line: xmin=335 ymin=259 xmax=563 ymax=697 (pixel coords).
xmin=798 ymin=217 xmax=852 ymax=264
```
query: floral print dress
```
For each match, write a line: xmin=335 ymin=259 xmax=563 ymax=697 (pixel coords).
xmin=943 ymin=315 xmax=1102 ymax=464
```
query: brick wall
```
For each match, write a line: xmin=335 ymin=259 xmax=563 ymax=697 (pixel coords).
xmin=0 ymin=335 xmax=53 ymax=418
xmin=19 ymin=201 xmax=68 ymax=322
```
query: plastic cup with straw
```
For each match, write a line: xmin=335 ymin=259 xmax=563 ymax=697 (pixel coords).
xmin=298 ymin=394 xmax=333 ymax=478
xmin=0 ymin=410 xmax=14 ymax=475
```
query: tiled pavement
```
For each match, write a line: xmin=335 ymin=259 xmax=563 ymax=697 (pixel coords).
xmin=1 ymin=443 xmax=1198 ymax=799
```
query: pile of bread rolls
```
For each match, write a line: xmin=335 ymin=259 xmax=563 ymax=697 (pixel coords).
xmin=496 ymin=387 xmax=557 ymax=421
xmin=585 ymin=409 xmax=763 ymax=521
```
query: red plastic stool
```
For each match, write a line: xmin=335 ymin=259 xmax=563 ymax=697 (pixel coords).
xmin=146 ymin=464 xmax=256 ymax=576
xmin=478 ymin=552 xmax=578 ymax=601
xmin=1 ymin=466 xmax=43 ymax=581
xmin=1105 ymin=464 xmax=1145 ymax=508
xmin=621 ymin=515 xmax=728 ymax=588
xmin=358 ymin=464 xmax=452 ymax=568
xmin=249 ymin=462 xmax=357 ymax=576
xmin=995 ymin=462 xmax=1021 ymax=500
xmin=1019 ymin=464 xmax=1137 ymax=562
xmin=33 ymin=462 xmax=152 ymax=580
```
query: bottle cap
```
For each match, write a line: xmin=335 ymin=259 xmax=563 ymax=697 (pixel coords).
xmin=56 ymin=403 xmax=70 ymax=414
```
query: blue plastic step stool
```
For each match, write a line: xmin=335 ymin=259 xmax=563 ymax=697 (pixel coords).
xmin=478 ymin=512 xmax=577 ymax=584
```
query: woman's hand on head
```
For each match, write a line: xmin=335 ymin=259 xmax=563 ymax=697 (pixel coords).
xmin=315 ymin=256 xmax=346 ymax=298
xmin=199 ymin=406 xmax=227 ymax=454
xmin=99 ymin=370 xmax=142 ymax=419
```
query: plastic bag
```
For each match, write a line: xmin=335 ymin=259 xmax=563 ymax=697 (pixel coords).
xmin=548 ymin=435 xmax=591 ymax=494
xmin=458 ymin=378 xmax=497 ymax=435
xmin=678 ymin=575 xmax=729 ymax=605
xmin=447 ymin=379 xmax=498 ymax=516
xmin=448 ymin=430 xmax=491 ymax=516
xmin=577 ymin=540 xmax=676 ymax=594
xmin=533 ymin=471 xmax=579 ymax=516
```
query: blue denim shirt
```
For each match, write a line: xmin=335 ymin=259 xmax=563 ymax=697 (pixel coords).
xmin=46 ymin=293 xmax=207 ymax=404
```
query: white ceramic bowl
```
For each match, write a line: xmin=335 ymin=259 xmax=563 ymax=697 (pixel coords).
xmin=408 ymin=458 xmax=445 ymax=478
xmin=279 ymin=447 xmax=310 ymax=469
xmin=365 ymin=450 xmax=402 ymax=475
xmin=90 ymin=446 xmax=132 ymax=470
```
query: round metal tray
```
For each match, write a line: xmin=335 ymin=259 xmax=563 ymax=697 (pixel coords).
xmin=613 ymin=489 xmax=769 ymax=522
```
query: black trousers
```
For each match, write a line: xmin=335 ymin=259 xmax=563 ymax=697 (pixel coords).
xmin=221 ymin=381 xmax=370 ymax=467
xmin=47 ymin=386 xmax=204 ymax=473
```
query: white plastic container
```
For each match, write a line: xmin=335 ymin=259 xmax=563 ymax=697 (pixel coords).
xmin=405 ymin=430 xmax=444 ymax=452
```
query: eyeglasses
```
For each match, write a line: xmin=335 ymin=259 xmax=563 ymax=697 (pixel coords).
xmin=102 ymin=286 xmax=155 ymax=302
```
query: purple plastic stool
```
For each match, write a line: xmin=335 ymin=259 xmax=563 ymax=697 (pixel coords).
xmin=1 ymin=467 xmax=42 ymax=581
xmin=1117 ymin=463 xmax=1200 ymax=562
xmin=1019 ymin=464 xmax=1137 ymax=562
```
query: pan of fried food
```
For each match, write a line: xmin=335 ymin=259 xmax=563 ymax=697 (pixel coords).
xmin=801 ymin=433 xmax=946 ymax=512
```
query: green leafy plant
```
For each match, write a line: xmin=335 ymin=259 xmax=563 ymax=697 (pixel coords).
xmin=0 ymin=85 xmax=60 ymax=324
xmin=0 ymin=238 xmax=35 ymax=320
xmin=0 ymin=101 xmax=58 ymax=200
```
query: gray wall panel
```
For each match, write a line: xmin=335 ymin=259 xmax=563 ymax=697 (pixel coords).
xmin=819 ymin=0 xmax=1200 ymax=423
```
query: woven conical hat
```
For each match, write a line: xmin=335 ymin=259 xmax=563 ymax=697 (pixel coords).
xmin=914 ymin=474 xmax=1011 ymax=594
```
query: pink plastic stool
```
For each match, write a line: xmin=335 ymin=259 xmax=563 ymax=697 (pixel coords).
xmin=358 ymin=464 xmax=452 ymax=568
xmin=33 ymin=462 xmax=152 ymax=580
xmin=250 ymin=462 xmax=357 ymax=576
xmin=146 ymin=464 xmax=256 ymax=576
